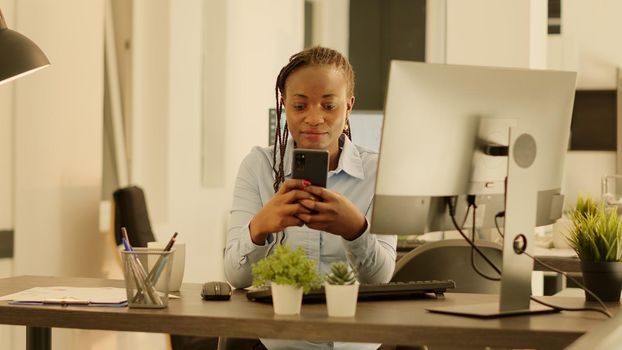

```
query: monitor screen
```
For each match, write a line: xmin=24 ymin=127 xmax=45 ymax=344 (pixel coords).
xmin=371 ymin=61 xmax=577 ymax=236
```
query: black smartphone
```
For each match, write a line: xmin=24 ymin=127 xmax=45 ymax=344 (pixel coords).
xmin=292 ymin=149 xmax=329 ymax=188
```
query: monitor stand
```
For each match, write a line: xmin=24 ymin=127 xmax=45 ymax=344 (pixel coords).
xmin=428 ymin=128 xmax=559 ymax=318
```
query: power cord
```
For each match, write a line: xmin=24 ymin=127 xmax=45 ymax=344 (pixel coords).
xmin=466 ymin=196 xmax=501 ymax=282
xmin=446 ymin=197 xmax=502 ymax=279
xmin=494 ymin=211 xmax=505 ymax=238
xmin=492 ymin=217 xmax=612 ymax=318
xmin=518 ymin=250 xmax=612 ymax=318
xmin=447 ymin=196 xmax=612 ymax=318
xmin=461 ymin=202 xmax=472 ymax=228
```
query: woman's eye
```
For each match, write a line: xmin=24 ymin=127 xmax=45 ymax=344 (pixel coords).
xmin=293 ymin=104 xmax=305 ymax=111
xmin=323 ymin=104 xmax=336 ymax=110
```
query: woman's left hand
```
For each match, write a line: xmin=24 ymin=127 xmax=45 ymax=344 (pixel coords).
xmin=296 ymin=186 xmax=367 ymax=240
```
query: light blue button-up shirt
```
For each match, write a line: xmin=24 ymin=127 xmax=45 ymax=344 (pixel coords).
xmin=224 ymin=136 xmax=397 ymax=350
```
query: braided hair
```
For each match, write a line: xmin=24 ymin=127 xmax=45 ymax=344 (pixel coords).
xmin=272 ymin=46 xmax=355 ymax=192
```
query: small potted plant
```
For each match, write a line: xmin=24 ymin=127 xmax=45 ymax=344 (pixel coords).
xmin=567 ymin=196 xmax=622 ymax=302
xmin=324 ymin=261 xmax=359 ymax=317
xmin=252 ymin=245 xmax=321 ymax=315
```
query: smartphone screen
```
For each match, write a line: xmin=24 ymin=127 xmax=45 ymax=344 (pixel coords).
xmin=292 ymin=149 xmax=329 ymax=188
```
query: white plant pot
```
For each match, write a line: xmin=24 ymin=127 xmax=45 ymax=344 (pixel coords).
xmin=324 ymin=283 xmax=359 ymax=317
xmin=271 ymin=283 xmax=303 ymax=315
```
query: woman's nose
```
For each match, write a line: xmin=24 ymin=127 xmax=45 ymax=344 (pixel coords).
xmin=304 ymin=107 xmax=324 ymax=125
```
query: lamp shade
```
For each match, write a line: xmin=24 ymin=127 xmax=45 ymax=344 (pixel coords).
xmin=0 ymin=9 xmax=50 ymax=85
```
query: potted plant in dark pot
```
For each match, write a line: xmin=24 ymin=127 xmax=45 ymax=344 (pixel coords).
xmin=252 ymin=245 xmax=321 ymax=315
xmin=568 ymin=196 xmax=622 ymax=302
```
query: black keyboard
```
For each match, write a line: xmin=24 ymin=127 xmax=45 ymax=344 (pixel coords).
xmin=246 ymin=280 xmax=455 ymax=304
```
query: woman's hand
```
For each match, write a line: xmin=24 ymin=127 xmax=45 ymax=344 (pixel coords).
xmin=296 ymin=186 xmax=367 ymax=241
xmin=249 ymin=179 xmax=317 ymax=244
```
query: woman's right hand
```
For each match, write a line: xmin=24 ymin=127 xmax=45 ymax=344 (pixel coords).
xmin=249 ymin=179 xmax=317 ymax=244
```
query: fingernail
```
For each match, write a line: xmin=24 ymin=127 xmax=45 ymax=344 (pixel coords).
xmin=302 ymin=180 xmax=311 ymax=187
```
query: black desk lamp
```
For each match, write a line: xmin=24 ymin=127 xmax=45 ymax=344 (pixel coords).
xmin=0 ymin=8 xmax=50 ymax=84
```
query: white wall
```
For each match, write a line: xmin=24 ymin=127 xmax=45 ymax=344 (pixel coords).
xmin=1 ymin=2 xmax=17 ymax=348
xmin=0 ymin=0 xmax=14 ymax=235
xmin=131 ymin=0 xmax=304 ymax=288
xmin=445 ymin=0 xmax=547 ymax=68
xmin=311 ymin=0 xmax=349 ymax=55
xmin=131 ymin=0 xmax=170 ymax=224
xmin=0 ymin=2 xmax=15 ymax=304
xmin=546 ymin=0 xmax=622 ymax=204
xmin=9 ymin=1 xmax=108 ymax=349
xmin=563 ymin=151 xmax=617 ymax=209
xmin=556 ymin=0 xmax=622 ymax=89
xmin=13 ymin=0 xmax=105 ymax=277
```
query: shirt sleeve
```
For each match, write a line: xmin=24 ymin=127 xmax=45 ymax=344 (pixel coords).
xmin=342 ymin=216 xmax=397 ymax=284
xmin=223 ymin=149 xmax=275 ymax=289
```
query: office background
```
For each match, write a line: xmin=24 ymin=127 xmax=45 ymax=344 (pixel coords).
xmin=0 ymin=0 xmax=621 ymax=349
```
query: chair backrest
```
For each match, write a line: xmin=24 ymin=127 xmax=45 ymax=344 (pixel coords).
xmin=113 ymin=185 xmax=155 ymax=247
xmin=391 ymin=239 xmax=503 ymax=293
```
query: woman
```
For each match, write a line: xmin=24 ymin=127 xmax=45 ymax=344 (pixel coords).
xmin=224 ymin=46 xmax=397 ymax=350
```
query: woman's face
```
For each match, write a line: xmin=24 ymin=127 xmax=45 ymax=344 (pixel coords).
xmin=283 ymin=65 xmax=354 ymax=157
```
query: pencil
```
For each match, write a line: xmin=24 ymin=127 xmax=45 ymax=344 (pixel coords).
xmin=146 ymin=232 xmax=179 ymax=285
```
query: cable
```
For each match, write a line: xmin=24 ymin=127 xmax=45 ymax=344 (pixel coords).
xmin=520 ymin=250 xmax=612 ymax=318
xmin=494 ymin=211 xmax=505 ymax=238
xmin=446 ymin=191 xmax=613 ymax=318
xmin=489 ymin=218 xmax=612 ymax=318
xmin=451 ymin=196 xmax=612 ymax=318
xmin=529 ymin=296 xmax=612 ymax=318
xmin=466 ymin=197 xmax=501 ymax=281
xmin=461 ymin=203 xmax=471 ymax=228
xmin=446 ymin=197 xmax=502 ymax=277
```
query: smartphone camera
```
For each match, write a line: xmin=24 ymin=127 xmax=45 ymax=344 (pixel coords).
xmin=294 ymin=153 xmax=306 ymax=172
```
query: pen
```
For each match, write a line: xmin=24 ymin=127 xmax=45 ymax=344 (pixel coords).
xmin=163 ymin=232 xmax=178 ymax=252
xmin=146 ymin=232 xmax=178 ymax=284
xmin=43 ymin=298 xmax=90 ymax=305
xmin=121 ymin=227 xmax=132 ymax=249
xmin=121 ymin=236 xmax=132 ymax=252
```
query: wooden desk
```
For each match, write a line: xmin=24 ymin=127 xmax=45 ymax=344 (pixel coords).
xmin=0 ymin=275 xmax=614 ymax=350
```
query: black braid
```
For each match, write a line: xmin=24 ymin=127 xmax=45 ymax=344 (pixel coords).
xmin=272 ymin=47 xmax=355 ymax=193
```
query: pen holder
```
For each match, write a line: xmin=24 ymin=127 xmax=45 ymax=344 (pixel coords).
xmin=121 ymin=248 xmax=174 ymax=308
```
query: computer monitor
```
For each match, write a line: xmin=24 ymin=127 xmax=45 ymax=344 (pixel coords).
xmin=371 ymin=61 xmax=577 ymax=317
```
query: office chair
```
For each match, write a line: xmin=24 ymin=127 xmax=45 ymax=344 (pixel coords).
xmin=391 ymin=239 xmax=503 ymax=294
xmin=383 ymin=239 xmax=503 ymax=350
xmin=112 ymin=185 xmax=220 ymax=350
xmin=112 ymin=185 xmax=156 ymax=247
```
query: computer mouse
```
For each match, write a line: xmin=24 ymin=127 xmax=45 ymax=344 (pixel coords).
xmin=201 ymin=281 xmax=232 ymax=301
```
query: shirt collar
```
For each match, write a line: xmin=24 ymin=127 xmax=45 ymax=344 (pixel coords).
xmin=282 ymin=135 xmax=365 ymax=180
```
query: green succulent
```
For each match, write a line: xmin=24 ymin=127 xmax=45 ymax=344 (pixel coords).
xmin=325 ymin=261 xmax=357 ymax=285
xmin=252 ymin=245 xmax=321 ymax=293
xmin=567 ymin=196 xmax=622 ymax=262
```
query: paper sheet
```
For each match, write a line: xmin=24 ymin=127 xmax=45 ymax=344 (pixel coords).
xmin=0 ymin=286 xmax=128 ymax=306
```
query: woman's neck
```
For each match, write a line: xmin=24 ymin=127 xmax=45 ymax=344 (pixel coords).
xmin=328 ymin=135 xmax=346 ymax=171
xmin=329 ymin=149 xmax=341 ymax=171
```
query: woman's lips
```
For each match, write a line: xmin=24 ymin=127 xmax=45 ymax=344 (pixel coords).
xmin=301 ymin=131 xmax=327 ymax=140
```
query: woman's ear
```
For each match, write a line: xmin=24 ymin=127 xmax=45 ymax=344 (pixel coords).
xmin=346 ymin=96 xmax=355 ymax=113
